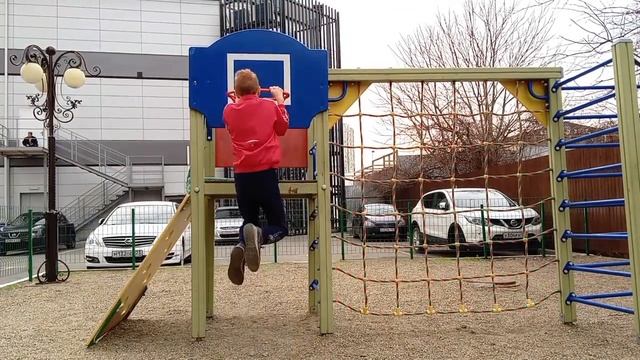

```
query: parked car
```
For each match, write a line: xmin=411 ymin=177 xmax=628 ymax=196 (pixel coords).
xmin=215 ymin=206 xmax=243 ymax=245
xmin=0 ymin=211 xmax=76 ymax=256
xmin=84 ymin=201 xmax=191 ymax=268
xmin=410 ymin=188 xmax=542 ymax=253
xmin=352 ymin=203 xmax=406 ymax=241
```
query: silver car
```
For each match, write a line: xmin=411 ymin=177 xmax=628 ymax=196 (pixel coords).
xmin=215 ymin=206 xmax=243 ymax=245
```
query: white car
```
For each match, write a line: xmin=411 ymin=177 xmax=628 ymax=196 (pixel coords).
xmin=215 ymin=206 xmax=243 ymax=244
xmin=410 ymin=188 xmax=542 ymax=253
xmin=84 ymin=201 xmax=191 ymax=268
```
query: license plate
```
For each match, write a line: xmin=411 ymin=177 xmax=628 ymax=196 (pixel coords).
xmin=380 ymin=228 xmax=395 ymax=233
xmin=503 ymin=232 xmax=523 ymax=239
xmin=112 ymin=249 xmax=144 ymax=258
xmin=5 ymin=238 xmax=21 ymax=243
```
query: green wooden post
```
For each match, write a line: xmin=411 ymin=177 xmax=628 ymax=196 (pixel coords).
xmin=190 ymin=109 xmax=207 ymax=339
xmin=28 ymin=210 xmax=33 ymax=282
xmin=583 ymin=206 xmax=590 ymax=256
xmin=408 ymin=209 xmax=414 ymax=260
xmin=340 ymin=210 xmax=345 ymax=261
xmin=548 ymin=78 xmax=577 ymax=324
xmin=541 ymin=202 xmax=546 ymax=257
xmin=316 ymin=112 xmax=334 ymax=334
xmin=481 ymin=205 xmax=488 ymax=259
xmin=274 ymin=241 xmax=278 ymax=263
xmin=612 ymin=39 xmax=640 ymax=338
xmin=131 ymin=208 xmax=136 ymax=270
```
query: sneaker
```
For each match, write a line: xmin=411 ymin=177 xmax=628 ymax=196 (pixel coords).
xmin=228 ymin=245 xmax=245 ymax=285
xmin=243 ymin=223 xmax=261 ymax=272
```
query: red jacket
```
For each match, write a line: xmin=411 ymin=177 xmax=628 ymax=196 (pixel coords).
xmin=223 ymin=94 xmax=290 ymax=173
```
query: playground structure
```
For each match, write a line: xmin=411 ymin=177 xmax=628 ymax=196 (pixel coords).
xmin=86 ymin=31 xmax=640 ymax=346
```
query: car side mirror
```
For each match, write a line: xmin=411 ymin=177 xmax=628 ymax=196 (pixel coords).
xmin=98 ymin=218 xmax=105 ymax=225
xmin=438 ymin=201 xmax=447 ymax=210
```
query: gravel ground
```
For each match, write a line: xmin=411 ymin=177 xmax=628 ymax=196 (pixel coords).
xmin=1 ymin=255 xmax=639 ymax=359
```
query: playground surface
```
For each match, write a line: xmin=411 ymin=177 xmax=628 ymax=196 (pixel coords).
xmin=1 ymin=255 xmax=638 ymax=360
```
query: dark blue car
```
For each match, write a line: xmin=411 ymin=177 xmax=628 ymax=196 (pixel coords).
xmin=0 ymin=212 xmax=76 ymax=256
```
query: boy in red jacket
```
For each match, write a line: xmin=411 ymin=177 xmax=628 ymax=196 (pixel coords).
xmin=223 ymin=69 xmax=289 ymax=285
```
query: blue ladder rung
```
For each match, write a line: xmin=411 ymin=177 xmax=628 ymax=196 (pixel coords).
xmin=552 ymin=59 xmax=613 ymax=91
xmin=561 ymin=85 xmax=640 ymax=91
xmin=564 ymin=262 xmax=631 ymax=277
xmin=563 ymin=114 xmax=618 ymax=120
xmin=559 ymin=198 xmax=624 ymax=211
xmin=565 ymin=143 xmax=619 ymax=149
xmin=559 ymin=172 xmax=622 ymax=180
xmin=555 ymin=126 xmax=619 ymax=150
xmin=554 ymin=93 xmax=616 ymax=120
xmin=577 ymin=260 xmax=630 ymax=268
xmin=562 ymin=231 xmax=628 ymax=241
xmin=566 ymin=293 xmax=634 ymax=314
xmin=556 ymin=163 xmax=621 ymax=181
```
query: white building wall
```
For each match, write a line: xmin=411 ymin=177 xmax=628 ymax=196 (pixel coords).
xmin=0 ymin=0 xmax=222 ymax=213
xmin=7 ymin=0 xmax=219 ymax=56
xmin=5 ymin=78 xmax=191 ymax=142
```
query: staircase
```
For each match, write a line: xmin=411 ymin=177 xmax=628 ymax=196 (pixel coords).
xmin=0 ymin=123 xmax=165 ymax=231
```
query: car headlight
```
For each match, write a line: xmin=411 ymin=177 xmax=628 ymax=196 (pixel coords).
xmin=86 ymin=233 xmax=100 ymax=246
xmin=364 ymin=220 xmax=375 ymax=227
xmin=32 ymin=226 xmax=44 ymax=237
xmin=464 ymin=216 xmax=485 ymax=226
xmin=531 ymin=216 xmax=541 ymax=226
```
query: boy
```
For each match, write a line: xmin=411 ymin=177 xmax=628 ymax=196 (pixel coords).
xmin=223 ymin=69 xmax=290 ymax=285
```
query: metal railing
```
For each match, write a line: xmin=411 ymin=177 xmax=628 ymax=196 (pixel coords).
xmin=60 ymin=172 xmax=129 ymax=229
xmin=0 ymin=122 xmax=166 ymax=230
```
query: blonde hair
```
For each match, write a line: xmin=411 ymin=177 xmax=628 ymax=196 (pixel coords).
xmin=234 ymin=69 xmax=260 ymax=96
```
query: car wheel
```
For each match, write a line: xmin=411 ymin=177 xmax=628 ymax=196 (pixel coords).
xmin=413 ymin=224 xmax=425 ymax=254
xmin=448 ymin=225 xmax=467 ymax=251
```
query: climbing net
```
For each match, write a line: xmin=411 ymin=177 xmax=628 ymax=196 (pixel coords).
xmin=330 ymin=80 xmax=560 ymax=316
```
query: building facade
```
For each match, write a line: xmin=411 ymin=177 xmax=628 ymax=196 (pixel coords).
xmin=0 ymin=0 xmax=341 ymax=232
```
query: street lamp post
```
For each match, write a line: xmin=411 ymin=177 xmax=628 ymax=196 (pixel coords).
xmin=11 ymin=45 xmax=99 ymax=283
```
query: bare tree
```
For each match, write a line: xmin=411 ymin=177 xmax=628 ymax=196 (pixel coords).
xmin=561 ymin=0 xmax=640 ymax=60
xmin=375 ymin=0 xmax=557 ymax=177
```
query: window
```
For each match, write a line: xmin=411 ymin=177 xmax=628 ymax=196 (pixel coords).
xmin=106 ymin=205 xmax=175 ymax=225
xmin=431 ymin=192 xmax=449 ymax=210
xmin=422 ymin=193 xmax=435 ymax=208
xmin=216 ymin=208 xmax=242 ymax=219
xmin=453 ymin=190 xmax=516 ymax=208
xmin=9 ymin=212 xmax=45 ymax=227
xmin=364 ymin=204 xmax=395 ymax=215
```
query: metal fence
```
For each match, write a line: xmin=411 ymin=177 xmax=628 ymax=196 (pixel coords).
xmin=0 ymin=193 xmax=571 ymax=286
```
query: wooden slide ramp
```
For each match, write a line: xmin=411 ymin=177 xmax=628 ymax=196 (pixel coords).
xmin=86 ymin=195 xmax=192 ymax=347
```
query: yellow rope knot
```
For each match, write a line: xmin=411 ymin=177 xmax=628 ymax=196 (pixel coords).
xmin=393 ymin=307 xmax=404 ymax=316
xmin=492 ymin=304 xmax=503 ymax=313
xmin=526 ymin=298 xmax=536 ymax=308
xmin=458 ymin=304 xmax=469 ymax=313
xmin=360 ymin=306 xmax=370 ymax=315
xmin=426 ymin=305 xmax=436 ymax=315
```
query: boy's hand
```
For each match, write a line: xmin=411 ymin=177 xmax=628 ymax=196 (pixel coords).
xmin=270 ymin=86 xmax=286 ymax=104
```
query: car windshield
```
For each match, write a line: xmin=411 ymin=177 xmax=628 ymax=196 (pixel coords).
xmin=364 ymin=204 xmax=396 ymax=215
xmin=453 ymin=191 xmax=516 ymax=208
xmin=106 ymin=205 xmax=175 ymax=225
xmin=9 ymin=213 xmax=45 ymax=227
xmin=216 ymin=208 xmax=242 ymax=219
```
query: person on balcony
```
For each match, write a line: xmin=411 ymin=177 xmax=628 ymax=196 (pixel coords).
xmin=22 ymin=132 xmax=38 ymax=147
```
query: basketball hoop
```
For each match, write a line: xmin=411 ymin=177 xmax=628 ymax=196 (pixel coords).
xmin=227 ymin=88 xmax=290 ymax=102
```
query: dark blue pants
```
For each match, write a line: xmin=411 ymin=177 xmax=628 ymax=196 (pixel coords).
xmin=234 ymin=168 xmax=288 ymax=246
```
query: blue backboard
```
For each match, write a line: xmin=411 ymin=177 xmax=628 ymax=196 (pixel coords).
xmin=189 ymin=30 xmax=329 ymax=130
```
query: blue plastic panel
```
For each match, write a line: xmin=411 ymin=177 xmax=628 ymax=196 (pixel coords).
xmin=189 ymin=29 xmax=329 ymax=129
